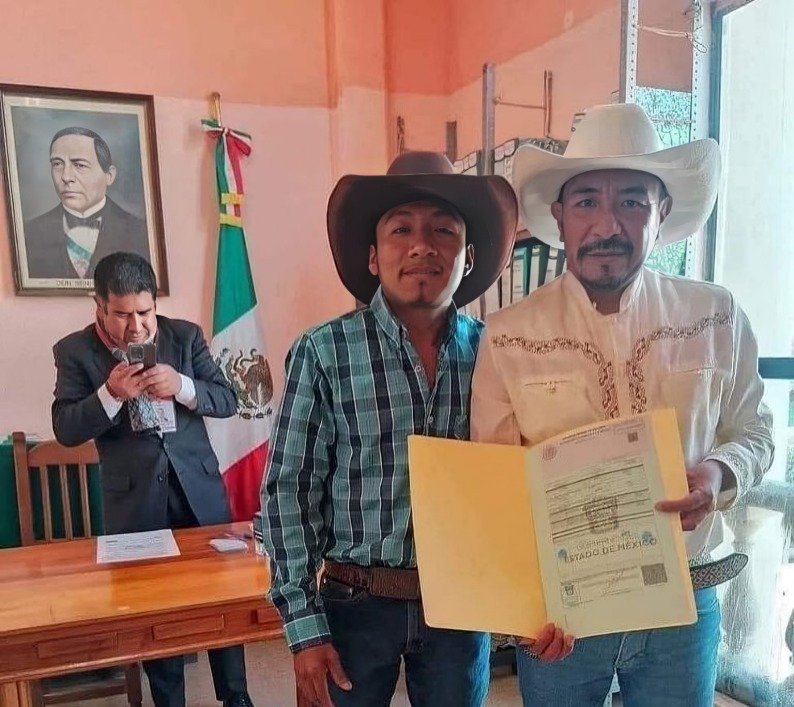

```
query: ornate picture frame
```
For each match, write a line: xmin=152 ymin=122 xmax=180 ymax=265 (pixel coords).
xmin=0 ymin=84 xmax=168 ymax=295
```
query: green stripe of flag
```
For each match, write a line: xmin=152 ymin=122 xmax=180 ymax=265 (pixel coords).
xmin=207 ymin=121 xmax=257 ymax=336
xmin=212 ymin=223 xmax=257 ymax=336
xmin=214 ymin=136 xmax=230 ymax=200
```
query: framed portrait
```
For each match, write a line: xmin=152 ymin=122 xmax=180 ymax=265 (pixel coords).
xmin=0 ymin=85 xmax=168 ymax=295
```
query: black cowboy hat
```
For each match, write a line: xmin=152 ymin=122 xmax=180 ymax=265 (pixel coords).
xmin=327 ymin=151 xmax=518 ymax=306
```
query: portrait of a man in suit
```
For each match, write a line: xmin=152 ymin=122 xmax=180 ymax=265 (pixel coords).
xmin=1 ymin=87 xmax=167 ymax=294
xmin=24 ymin=126 xmax=150 ymax=280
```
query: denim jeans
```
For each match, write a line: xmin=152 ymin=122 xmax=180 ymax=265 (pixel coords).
xmin=517 ymin=587 xmax=721 ymax=707
xmin=321 ymin=576 xmax=490 ymax=706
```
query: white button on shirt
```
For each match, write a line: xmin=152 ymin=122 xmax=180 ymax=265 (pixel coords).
xmin=472 ymin=268 xmax=774 ymax=560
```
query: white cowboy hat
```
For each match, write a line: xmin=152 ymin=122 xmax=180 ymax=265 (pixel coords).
xmin=511 ymin=103 xmax=721 ymax=249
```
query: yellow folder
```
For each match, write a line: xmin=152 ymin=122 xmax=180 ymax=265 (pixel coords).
xmin=407 ymin=409 xmax=695 ymax=639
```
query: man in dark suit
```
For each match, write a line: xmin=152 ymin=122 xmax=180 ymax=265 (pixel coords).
xmin=52 ymin=252 xmax=254 ymax=707
xmin=25 ymin=127 xmax=150 ymax=280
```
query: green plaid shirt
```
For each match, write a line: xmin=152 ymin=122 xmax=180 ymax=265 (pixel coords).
xmin=261 ymin=288 xmax=483 ymax=651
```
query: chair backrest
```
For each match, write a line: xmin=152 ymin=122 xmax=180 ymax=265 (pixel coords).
xmin=12 ymin=431 xmax=99 ymax=546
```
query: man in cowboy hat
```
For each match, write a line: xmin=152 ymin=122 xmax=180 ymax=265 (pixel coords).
xmin=472 ymin=103 xmax=774 ymax=707
xmin=261 ymin=151 xmax=573 ymax=707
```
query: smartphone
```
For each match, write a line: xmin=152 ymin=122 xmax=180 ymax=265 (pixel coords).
xmin=127 ymin=342 xmax=157 ymax=370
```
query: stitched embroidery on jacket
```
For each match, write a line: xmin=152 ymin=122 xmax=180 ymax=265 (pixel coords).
xmin=491 ymin=335 xmax=619 ymax=419
xmin=626 ymin=311 xmax=733 ymax=414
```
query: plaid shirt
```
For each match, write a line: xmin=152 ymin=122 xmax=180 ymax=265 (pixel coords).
xmin=262 ymin=288 xmax=483 ymax=651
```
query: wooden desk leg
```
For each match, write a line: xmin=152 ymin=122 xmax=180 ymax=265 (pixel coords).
xmin=0 ymin=682 xmax=33 ymax=707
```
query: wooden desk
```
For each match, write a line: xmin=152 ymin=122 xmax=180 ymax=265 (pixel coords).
xmin=0 ymin=523 xmax=283 ymax=707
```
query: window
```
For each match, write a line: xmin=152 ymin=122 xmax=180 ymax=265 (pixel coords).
xmin=709 ymin=0 xmax=794 ymax=703
xmin=636 ymin=87 xmax=693 ymax=277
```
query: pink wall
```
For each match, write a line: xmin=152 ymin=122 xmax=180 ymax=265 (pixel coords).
xmin=450 ymin=3 xmax=622 ymax=154
xmin=383 ymin=0 xmax=451 ymax=155
xmin=385 ymin=0 xmax=451 ymax=95
xmin=447 ymin=0 xmax=618 ymax=92
xmin=636 ymin=0 xmax=694 ymax=91
xmin=326 ymin=0 xmax=390 ymax=176
xmin=385 ymin=0 xmax=621 ymax=156
xmin=0 ymin=1 xmax=354 ymax=438
xmin=0 ymin=0 xmax=330 ymax=107
xmin=0 ymin=0 xmax=625 ymax=437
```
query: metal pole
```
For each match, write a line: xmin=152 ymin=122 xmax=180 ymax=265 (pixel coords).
xmin=478 ymin=63 xmax=496 ymax=315
xmin=618 ymin=0 xmax=639 ymax=103
xmin=482 ymin=63 xmax=495 ymax=175
xmin=544 ymin=70 xmax=552 ymax=137
xmin=211 ymin=92 xmax=223 ymax=124
xmin=688 ymin=1 xmax=711 ymax=280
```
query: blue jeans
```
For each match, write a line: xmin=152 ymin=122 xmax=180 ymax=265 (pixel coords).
xmin=321 ymin=576 xmax=490 ymax=706
xmin=517 ymin=588 xmax=721 ymax=707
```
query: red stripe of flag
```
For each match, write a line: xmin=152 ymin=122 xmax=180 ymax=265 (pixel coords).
xmin=222 ymin=441 xmax=268 ymax=521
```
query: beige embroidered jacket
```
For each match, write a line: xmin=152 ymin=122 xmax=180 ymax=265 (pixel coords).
xmin=472 ymin=267 xmax=774 ymax=559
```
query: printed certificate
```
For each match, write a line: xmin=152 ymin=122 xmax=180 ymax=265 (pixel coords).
xmin=527 ymin=413 xmax=694 ymax=636
xmin=408 ymin=409 xmax=695 ymax=638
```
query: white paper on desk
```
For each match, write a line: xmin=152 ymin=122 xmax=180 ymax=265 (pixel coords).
xmin=96 ymin=529 xmax=180 ymax=563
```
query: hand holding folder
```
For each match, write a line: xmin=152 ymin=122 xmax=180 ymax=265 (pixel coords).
xmin=408 ymin=409 xmax=695 ymax=639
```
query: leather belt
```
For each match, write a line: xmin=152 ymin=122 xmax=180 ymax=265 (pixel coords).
xmin=322 ymin=552 xmax=745 ymax=603
xmin=689 ymin=552 xmax=748 ymax=591
xmin=324 ymin=559 xmax=421 ymax=600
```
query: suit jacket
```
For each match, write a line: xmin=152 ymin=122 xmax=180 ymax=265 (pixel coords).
xmin=25 ymin=197 xmax=150 ymax=280
xmin=52 ymin=316 xmax=237 ymax=534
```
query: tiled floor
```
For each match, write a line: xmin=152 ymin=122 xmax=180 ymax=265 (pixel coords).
xmin=61 ymin=639 xmax=746 ymax=706
xmin=69 ymin=640 xmax=523 ymax=707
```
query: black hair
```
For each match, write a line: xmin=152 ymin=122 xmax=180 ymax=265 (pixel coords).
xmin=50 ymin=127 xmax=113 ymax=173
xmin=94 ymin=252 xmax=156 ymax=301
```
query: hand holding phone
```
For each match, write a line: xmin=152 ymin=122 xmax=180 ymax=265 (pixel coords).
xmin=127 ymin=342 xmax=157 ymax=370
xmin=141 ymin=363 xmax=183 ymax=399
xmin=106 ymin=361 xmax=146 ymax=401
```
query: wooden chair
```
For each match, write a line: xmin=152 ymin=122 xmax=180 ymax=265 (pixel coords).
xmin=12 ymin=432 xmax=143 ymax=707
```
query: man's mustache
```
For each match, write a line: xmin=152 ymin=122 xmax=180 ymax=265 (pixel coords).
xmin=578 ymin=237 xmax=634 ymax=258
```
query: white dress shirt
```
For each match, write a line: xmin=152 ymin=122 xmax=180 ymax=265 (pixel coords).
xmin=63 ymin=197 xmax=106 ymax=278
xmin=472 ymin=267 xmax=774 ymax=560
xmin=98 ymin=375 xmax=197 ymax=421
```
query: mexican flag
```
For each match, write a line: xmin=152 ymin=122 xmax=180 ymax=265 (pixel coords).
xmin=202 ymin=118 xmax=273 ymax=521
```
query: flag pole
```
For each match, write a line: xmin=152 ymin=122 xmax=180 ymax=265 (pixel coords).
xmin=211 ymin=91 xmax=223 ymax=124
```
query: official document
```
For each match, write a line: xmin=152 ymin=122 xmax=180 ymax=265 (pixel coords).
xmin=96 ymin=529 xmax=181 ymax=564
xmin=526 ymin=413 xmax=694 ymax=636
xmin=408 ymin=409 xmax=695 ymax=639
